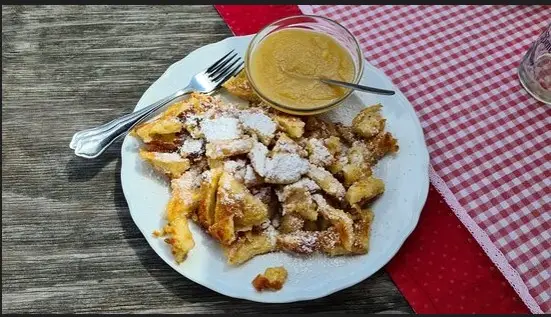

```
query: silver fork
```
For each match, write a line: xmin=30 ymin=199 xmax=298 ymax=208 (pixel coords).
xmin=70 ymin=50 xmax=243 ymax=159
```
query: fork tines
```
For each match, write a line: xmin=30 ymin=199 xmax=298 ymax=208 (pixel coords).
xmin=207 ymin=49 xmax=244 ymax=85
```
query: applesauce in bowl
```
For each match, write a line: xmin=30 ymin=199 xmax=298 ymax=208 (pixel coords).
xmin=245 ymin=15 xmax=364 ymax=115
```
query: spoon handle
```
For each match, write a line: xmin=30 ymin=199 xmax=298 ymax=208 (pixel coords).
xmin=321 ymin=78 xmax=396 ymax=96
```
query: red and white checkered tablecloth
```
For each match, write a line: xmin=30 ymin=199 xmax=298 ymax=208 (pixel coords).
xmin=299 ymin=5 xmax=551 ymax=313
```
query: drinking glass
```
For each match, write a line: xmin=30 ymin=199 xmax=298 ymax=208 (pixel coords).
xmin=518 ymin=23 xmax=551 ymax=105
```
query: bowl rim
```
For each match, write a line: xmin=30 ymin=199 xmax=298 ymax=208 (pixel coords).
xmin=244 ymin=14 xmax=365 ymax=114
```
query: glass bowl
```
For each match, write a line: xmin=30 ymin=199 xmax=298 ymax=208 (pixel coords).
xmin=244 ymin=15 xmax=365 ymax=116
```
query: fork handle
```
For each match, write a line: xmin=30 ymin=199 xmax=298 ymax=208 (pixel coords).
xmin=70 ymin=86 xmax=192 ymax=159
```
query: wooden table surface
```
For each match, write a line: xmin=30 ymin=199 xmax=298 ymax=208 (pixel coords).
xmin=2 ymin=5 xmax=412 ymax=314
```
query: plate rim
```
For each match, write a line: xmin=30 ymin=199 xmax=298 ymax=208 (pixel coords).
xmin=120 ymin=34 xmax=430 ymax=303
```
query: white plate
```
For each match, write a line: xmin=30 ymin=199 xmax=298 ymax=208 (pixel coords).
xmin=120 ymin=35 xmax=430 ymax=303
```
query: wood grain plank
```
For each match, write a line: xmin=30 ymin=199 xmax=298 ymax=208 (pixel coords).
xmin=1 ymin=5 xmax=413 ymax=314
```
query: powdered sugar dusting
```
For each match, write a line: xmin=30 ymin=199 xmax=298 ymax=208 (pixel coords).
xmin=174 ymin=168 xmax=201 ymax=191
xmin=200 ymin=117 xmax=241 ymax=142
xmin=239 ymin=110 xmax=276 ymax=144
xmin=263 ymin=225 xmax=278 ymax=247
xmin=154 ymin=152 xmax=184 ymax=162
xmin=307 ymin=138 xmax=334 ymax=167
xmin=205 ymin=138 xmax=253 ymax=159
xmin=273 ymin=133 xmax=307 ymax=156
xmin=219 ymin=175 xmax=245 ymax=205
xmin=183 ymin=114 xmax=204 ymax=138
xmin=336 ymin=152 xmax=349 ymax=166
xmin=307 ymin=164 xmax=346 ymax=199
xmin=223 ymin=159 xmax=247 ymax=172
xmin=288 ymin=177 xmax=321 ymax=193
xmin=312 ymin=194 xmax=328 ymax=208
xmin=244 ymin=165 xmax=261 ymax=186
xmin=172 ymin=168 xmax=201 ymax=204
xmin=277 ymin=231 xmax=320 ymax=254
xmin=180 ymin=138 xmax=204 ymax=157
xmin=248 ymin=142 xmax=269 ymax=177
xmin=319 ymin=228 xmax=340 ymax=250
xmin=264 ymin=153 xmax=309 ymax=185
xmin=223 ymin=159 xmax=247 ymax=181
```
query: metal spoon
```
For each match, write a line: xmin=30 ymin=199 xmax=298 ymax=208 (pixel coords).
xmin=279 ymin=66 xmax=395 ymax=96
xmin=320 ymin=78 xmax=395 ymax=96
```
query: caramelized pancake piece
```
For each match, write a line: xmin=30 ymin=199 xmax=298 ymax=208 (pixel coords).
xmin=342 ymin=164 xmax=372 ymax=188
xmin=312 ymin=194 xmax=354 ymax=251
xmin=208 ymin=216 xmax=236 ymax=246
xmin=324 ymin=136 xmax=342 ymax=156
xmin=276 ymin=230 xmax=320 ymax=254
xmin=327 ymin=152 xmax=349 ymax=176
xmin=224 ymin=229 xmax=276 ymax=265
xmin=207 ymin=158 xmax=225 ymax=169
xmin=351 ymin=209 xmax=374 ymax=254
xmin=264 ymin=153 xmax=310 ymax=185
xmin=335 ymin=123 xmax=357 ymax=145
xmin=277 ymin=180 xmax=318 ymax=221
xmin=278 ymin=213 xmax=305 ymax=234
xmin=196 ymin=168 xmax=224 ymax=229
xmin=367 ymin=131 xmax=399 ymax=164
xmin=318 ymin=227 xmax=347 ymax=256
xmin=164 ymin=92 xmax=217 ymax=118
xmin=347 ymin=141 xmax=369 ymax=165
xmin=239 ymin=109 xmax=277 ymax=145
xmin=166 ymin=167 xmax=203 ymax=222
xmin=159 ymin=98 xmax=192 ymax=119
xmin=215 ymin=171 xmax=269 ymax=232
xmin=222 ymin=69 xmax=262 ymax=104
xmin=319 ymin=209 xmax=374 ymax=255
xmin=272 ymin=132 xmax=307 ymax=156
xmin=342 ymin=142 xmax=373 ymax=187
xmin=352 ymin=104 xmax=385 ymax=139
xmin=139 ymin=149 xmax=190 ymax=179
xmin=307 ymin=164 xmax=346 ymax=199
xmin=306 ymin=138 xmax=335 ymax=167
xmin=325 ymin=136 xmax=347 ymax=176
xmin=133 ymin=117 xmax=183 ymax=143
xmin=252 ymin=267 xmax=288 ymax=292
xmin=161 ymin=217 xmax=195 ymax=263
xmin=206 ymin=172 xmax=256 ymax=245
xmin=272 ymin=113 xmax=305 ymax=138
xmin=304 ymin=116 xmax=338 ymax=139
xmin=345 ymin=176 xmax=385 ymax=207
xmin=205 ymin=138 xmax=254 ymax=159
xmin=142 ymin=132 xmax=185 ymax=153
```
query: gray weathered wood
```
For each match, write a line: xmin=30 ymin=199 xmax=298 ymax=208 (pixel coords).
xmin=2 ymin=5 xmax=413 ymax=314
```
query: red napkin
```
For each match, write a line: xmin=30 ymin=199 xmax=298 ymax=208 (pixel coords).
xmin=216 ymin=5 xmax=301 ymax=35
xmin=214 ymin=5 xmax=530 ymax=314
